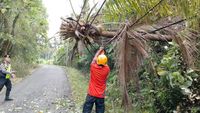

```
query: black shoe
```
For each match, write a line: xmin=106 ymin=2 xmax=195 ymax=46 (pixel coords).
xmin=5 ymin=98 xmax=13 ymax=101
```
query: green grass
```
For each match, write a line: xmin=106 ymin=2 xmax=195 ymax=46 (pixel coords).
xmin=66 ymin=67 xmax=88 ymax=109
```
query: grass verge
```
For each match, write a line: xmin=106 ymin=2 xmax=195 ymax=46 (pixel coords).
xmin=66 ymin=67 xmax=88 ymax=110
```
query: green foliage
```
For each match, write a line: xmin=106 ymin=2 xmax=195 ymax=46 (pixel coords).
xmin=53 ymin=46 xmax=66 ymax=66
xmin=100 ymin=1 xmax=200 ymax=112
xmin=11 ymin=56 xmax=37 ymax=77
xmin=63 ymin=39 xmax=200 ymax=113
xmin=0 ymin=0 xmax=48 ymax=76
xmin=105 ymin=71 xmax=124 ymax=113
xmin=103 ymin=0 xmax=200 ymax=29
xmin=53 ymin=40 xmax=76 ymax=66
xmin=76 ymin=49 xmax=93 ymax=73
xmin=63 ymin=36 xmax=199 ymax=113
xmin=11 ymin=0 xmax=48 ymax=61
xmin=58 ymin=1 xmax=200 ymax=112
xmin=157 ymin=42 xmax=192 ymax=88
xmin=133 ymin=42 xmax=200 ymax=113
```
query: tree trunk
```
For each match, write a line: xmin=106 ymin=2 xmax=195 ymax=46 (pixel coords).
xmin=99 ymin=30 xmax=173 ymax=41
xmin=1 ymin=13 xmax=20 ymax=55
xmin=77 ymin=40 xmax=85 ymax=56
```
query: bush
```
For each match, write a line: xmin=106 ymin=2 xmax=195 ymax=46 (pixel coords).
xmin=11 ymin=56 xmax=37 ymax=78
xmin=133 ymin=43 xmax=200 ymax=113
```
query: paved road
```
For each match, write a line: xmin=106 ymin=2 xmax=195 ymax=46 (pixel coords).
xmin=0 ymin=65 xmax=74 ymax=113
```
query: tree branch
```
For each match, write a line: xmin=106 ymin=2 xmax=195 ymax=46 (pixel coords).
xmin=68 ymin=0 xmax=77 ymax=17
xmin=11 ymin=13 xmax=20 ymax=36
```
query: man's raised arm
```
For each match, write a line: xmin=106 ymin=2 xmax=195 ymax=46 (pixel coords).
xmin=91 ymin=47 xmax=105 ymax=64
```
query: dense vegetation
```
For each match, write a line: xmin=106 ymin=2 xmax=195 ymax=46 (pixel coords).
xmin=102 ymin=0 xmax=200 ymax=112
xmin=55 ymin=0 xmax=200 ymax=112
xmin=0 ymin=0 xmax=48 ymax=76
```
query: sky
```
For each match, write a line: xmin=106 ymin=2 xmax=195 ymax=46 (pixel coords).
xmin=42 ymin=0 xmax=103 ymax=38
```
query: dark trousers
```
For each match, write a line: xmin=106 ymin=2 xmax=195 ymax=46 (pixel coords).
xmin=83 ymin=94 xmax=105 ymax=113
xmin=0 ymin=78 xmax=12 ymax=99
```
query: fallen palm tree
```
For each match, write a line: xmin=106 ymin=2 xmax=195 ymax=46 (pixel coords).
xmin=59 ymin=0 xmax=199 ymax=111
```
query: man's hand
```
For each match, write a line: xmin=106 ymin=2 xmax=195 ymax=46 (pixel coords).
xmin=100 ymin=46 xmax=104 ymax=50
xmin=91 ymin=46 xmax=105 ymax=64
xmin=11 ymin=74 xmax=16 ymax=79
xmin=11 ymin=71 xmax=16 ymax=74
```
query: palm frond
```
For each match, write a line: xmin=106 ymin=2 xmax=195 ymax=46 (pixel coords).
xmin=116 ymin=27 xmax=131 ymax=109
xmin=116 ymin=24 xmax=149 ymax=110
xmin=174 ymin=30 xmax=199 ymax=68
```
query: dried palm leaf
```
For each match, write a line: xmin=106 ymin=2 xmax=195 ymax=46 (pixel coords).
xmin=116 ymin=23 xmax=150 ymax=110
xmin=116 ymin=27 xmax=131 ymax=109
xmin=174 ymin=30 xmax=199 ymax=68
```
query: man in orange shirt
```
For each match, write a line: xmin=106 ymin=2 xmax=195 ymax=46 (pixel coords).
xmin=83 ymin=47 xmax=110 ymax=113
